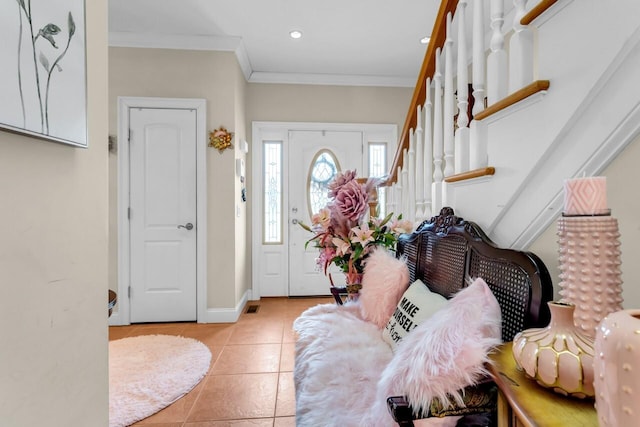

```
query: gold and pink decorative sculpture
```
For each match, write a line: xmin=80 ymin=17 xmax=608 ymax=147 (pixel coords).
xmin=557 ymin=176 xmax=623 ymax=339
xmin=512 ymin=301 xmax=595 ymax=398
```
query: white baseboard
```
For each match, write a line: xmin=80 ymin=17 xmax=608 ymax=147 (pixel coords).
xmin=108 ymin=310 xmax=123 ymax=326
xmin=108 ymin=290 xmax=251 ymax=325
xmin=201 ymin=290 xmax=250 ymax=323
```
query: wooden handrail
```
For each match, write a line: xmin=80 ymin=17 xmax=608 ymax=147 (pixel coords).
xmin=521 ymin=0 xmax=558 ymax=26
xmin=444 ymin=167 xmax=495 ymax=183
xmin=474 ymin=80 xmax=550 ymax=121
xmin=388 ymin=0 xmax=459 ymax=185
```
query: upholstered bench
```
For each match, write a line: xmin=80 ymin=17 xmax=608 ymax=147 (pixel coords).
xmin=293 ymin=208 xmax=553 ymax=427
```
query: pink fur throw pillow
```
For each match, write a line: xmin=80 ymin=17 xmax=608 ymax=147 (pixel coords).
xmin=373 ymin=277 xmax=502 ymax=417
xmin=359 ymin=248 xmax=410 ymax=328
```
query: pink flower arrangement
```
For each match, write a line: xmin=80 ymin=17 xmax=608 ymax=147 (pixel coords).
xmin=300 ymin=170 xmax=413 ymax=284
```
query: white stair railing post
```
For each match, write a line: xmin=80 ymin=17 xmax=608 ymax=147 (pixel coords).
xmin=470 ymin=0 xmax=488 ymax=169
xmin=455 ymin=0 xmax=470 ymax=174
xmin=487 ymin=0 xmax=508 ymax=104
xmin=401 ymin=153 xmax=409 ymax=216
xmin=395 ymin=166 xmax=403 ymax=218
xmin=407 ymin=130 xmax=416 ymax=223
xmin=509 ymin=0 xmax=534 ymax=92
xmin=415 ymin=105 xmax=425 ymax=220
xmin=443 ymin=12 xmax=455 ymax=178
xmin=432 ymin=48 xmax=444 ymax=213
xmin=423 ymin=78 xmax=434 ymax=219
xmin=388 ymin=181 xmax=397 ymax=217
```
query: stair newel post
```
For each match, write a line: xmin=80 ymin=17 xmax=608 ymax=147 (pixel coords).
xmin=423 ymin=78 xmax=434 ymax=219
xmin=415 ymin=105 xmax=425 ymax=221
xmin=443 ymin=12 xmax=455 ymax=178
xmin=401 ymin=151 xmax=409 ymax=216
xmin=470 ymin=0 xmax=488 ymax=169
xmin=487 ymin=0 xmax=508 ymax=104
xmin=509 ymin=0 xmax=534 ymax=92
xmin=407 ymin=130 xmax=416 ymax=223
xmin=432 ymin=48 xmax=444 ymax=213
xmin=455 ymin=0 xmax=470 ymax=174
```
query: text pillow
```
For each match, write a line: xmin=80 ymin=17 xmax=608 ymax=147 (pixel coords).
xmin=359 ymin=248 xmax=410 ymax=329
xmin=373 ymin=278 xmax=502 ymax=417
xmin=381 ymin=279 xmax=448 ymax=349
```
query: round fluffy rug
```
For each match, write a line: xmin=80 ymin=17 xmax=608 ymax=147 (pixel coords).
xmin=109 ymin=334 xmax=211 ymax=427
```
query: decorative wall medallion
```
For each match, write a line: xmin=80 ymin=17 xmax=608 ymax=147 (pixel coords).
xmin=209 ymin=127 xmax=234 ymax=153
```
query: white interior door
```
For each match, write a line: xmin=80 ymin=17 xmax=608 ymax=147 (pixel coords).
xmin=288 ymin=130 xmax=363 ymax=296
xmin=129 ymin=107 xmax=197 ymax=322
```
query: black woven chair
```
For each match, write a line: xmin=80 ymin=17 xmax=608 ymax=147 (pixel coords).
xmin=387 ymin=207 xmax=553 ymax=426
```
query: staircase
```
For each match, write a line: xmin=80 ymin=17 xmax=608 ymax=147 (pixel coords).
xmin=387 ymin=0 xmax=640 ymax=249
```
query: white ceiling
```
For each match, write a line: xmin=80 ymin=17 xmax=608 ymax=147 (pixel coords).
xmin=108 ymin=0 xmax=439 ymax=87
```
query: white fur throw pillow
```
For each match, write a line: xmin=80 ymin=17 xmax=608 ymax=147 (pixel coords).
xmin=360 ymin=248 xmax=410 ymax=328
xmin=381 ymin=279 xmax=449 ymax=349
xmin=373 ymin=277 xmax=502 ymax=418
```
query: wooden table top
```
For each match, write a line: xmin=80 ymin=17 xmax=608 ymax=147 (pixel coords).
xmin=488 ymin=342 xmax=598 ymax=427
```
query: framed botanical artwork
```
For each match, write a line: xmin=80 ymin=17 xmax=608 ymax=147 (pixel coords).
xmin=0 ymin=0 xmax=87 ymax=147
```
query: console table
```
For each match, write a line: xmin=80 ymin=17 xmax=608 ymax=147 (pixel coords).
xmin=488 ymin=342 xmax=598 ymax=427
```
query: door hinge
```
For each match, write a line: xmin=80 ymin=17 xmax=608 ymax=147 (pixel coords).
xmin=128 ymin=129 xmax=132 ymax=142
xmin=127 ymin=207 xmax=131 ymax=219
xmin=128 ymin=286 xmax=131 ymax=298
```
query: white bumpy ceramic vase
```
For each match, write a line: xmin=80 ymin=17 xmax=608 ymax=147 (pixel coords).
xmin=594 ymin=309 xmax=640 ymax=427
xmin=512 ymin=301 xmax=595 ymax=399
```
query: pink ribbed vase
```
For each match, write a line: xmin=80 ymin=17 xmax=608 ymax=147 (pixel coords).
xmin=594 ymin=309 xmax=640 ymax=426
xmin=557 ymin=214 xmax=623 ymax=339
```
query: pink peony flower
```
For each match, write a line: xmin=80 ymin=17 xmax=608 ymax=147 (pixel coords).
xmin=327 ymin=170 xmax=357 ymax=198
xmin=333 ymin=179 xmax=368 ymax=222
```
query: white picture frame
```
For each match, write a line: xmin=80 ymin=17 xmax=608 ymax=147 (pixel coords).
xmin=0 ymin=0 xmax=87 ymax=147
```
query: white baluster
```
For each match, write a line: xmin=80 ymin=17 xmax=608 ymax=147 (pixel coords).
xmin=470 ymin=0 xmax=488 ymax=169
xmin=388 ymin=182 xmax=396 ymax=216
xmin=443 ymin=12 xmax=455 ymax=178
xmin=395 ymin=166 xmax=403 ymax=217
xmin=415 ymin=105 xmax=425 ymax=220
xmin=455 ymin=0 xmax=470 ymax=174
xmin=509 ymin=0 xmax=533 ymax=92
xmin=401 ymin=154 xmax=409 ymax=216
xmin=423 ymin=78 xmax=434 ymax=219
xmin=487 ymin=0 xmax=508 ymax=104
xmin=407 ymin=130 xmax=416 ymax=223
xmin=432 ymin=48 xmax=444 ymax=212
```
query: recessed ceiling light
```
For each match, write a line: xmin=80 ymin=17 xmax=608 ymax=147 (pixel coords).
xmin=420 ymin=36 xmax=430 ymax=45
xmin=290 ymin=30 xmax=303 ymax=39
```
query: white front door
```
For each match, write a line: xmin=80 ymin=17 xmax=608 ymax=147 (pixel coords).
xmin=129 ymin=107 xmax=197 ymax=322
xmin=288 ymin=130 xmax=363 ymax=296
xmin=251 ymin=122 xmax=397 ymax=299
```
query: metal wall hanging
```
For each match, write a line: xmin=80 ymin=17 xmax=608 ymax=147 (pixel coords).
xmin=209 ymin=127 xmax=234 ymax=153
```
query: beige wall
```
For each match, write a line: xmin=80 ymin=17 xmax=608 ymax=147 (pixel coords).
xmin=108 ymin=46 xmax=413 ymax=314
xmin=0 ymin=0 xmax=109 ymax=425
xmin=109 ymin=48 xmax=241 ymax=310
xmin=246 ymin=83 xmax=412 ymax=128
xmin=529 ymin=133 xmax=640 ymax=309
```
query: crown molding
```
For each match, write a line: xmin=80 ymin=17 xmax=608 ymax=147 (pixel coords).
xmin=247 ymin=71 xmax=415 ymax=87
xmin=108 ymin=31 xmax=414 ymax=87
xmin=109 ymin=31 xmax=242 ymax=52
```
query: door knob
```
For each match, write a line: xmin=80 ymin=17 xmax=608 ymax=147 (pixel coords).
xmin=177 ymin=223 xmax=194 ymax=230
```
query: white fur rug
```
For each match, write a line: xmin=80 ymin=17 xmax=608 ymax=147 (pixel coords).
xmin=294 ymin=303 xmax=416 ymax=427
xmin=109 ymin=334 xmax=211 ymax=427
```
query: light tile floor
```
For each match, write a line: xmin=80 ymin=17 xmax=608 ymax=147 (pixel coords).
xmin=109 ymin=297 xmax=332 ymax=427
